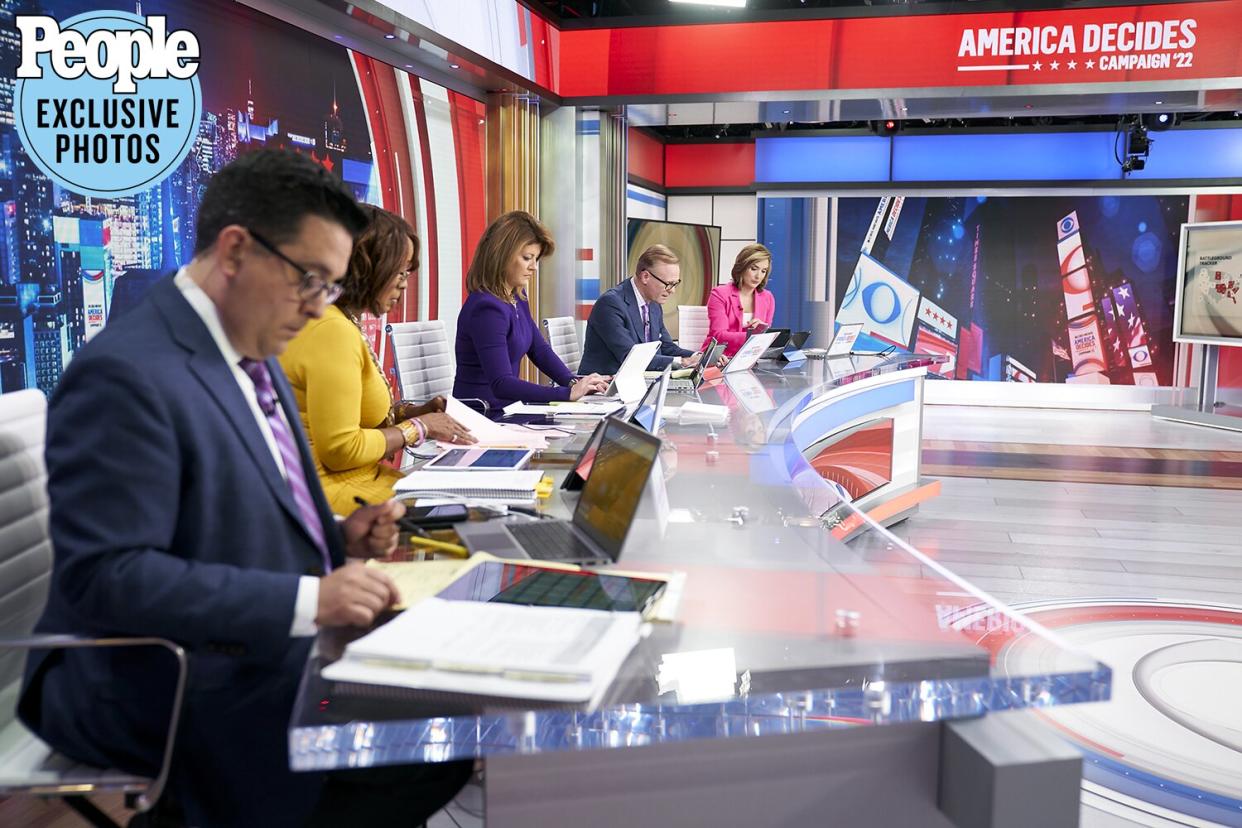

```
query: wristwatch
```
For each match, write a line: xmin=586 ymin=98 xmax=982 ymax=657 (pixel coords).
xmin=397 ymin=419 xmax=424 ymax=446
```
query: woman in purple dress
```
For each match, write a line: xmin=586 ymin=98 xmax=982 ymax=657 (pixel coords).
xmin=454 ymin=211 xmax=609 ymax=409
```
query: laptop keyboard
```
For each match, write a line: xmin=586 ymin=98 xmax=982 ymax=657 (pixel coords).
xmin=667 ymin=379 xmax=696 ymax=393
xmin=509 ymin=520 xmax=599 ymax=560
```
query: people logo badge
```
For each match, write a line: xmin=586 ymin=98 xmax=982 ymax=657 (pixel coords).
xmin=14 ymin=10 xmax=202 ymax=198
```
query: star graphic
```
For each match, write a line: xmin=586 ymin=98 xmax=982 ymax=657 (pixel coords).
xmin=1118 ymin=285 xmax=1131 ymax=299
xmin=1032 ymin=61 xmax=1042 ymax=71
xmin=1085 ymin=59 xmax=1095 ymax=69
xmin=1050 ymin=60 xmax=1060 ymax=70
xmin=1067 ymin=60 xmax=1077 ymax=70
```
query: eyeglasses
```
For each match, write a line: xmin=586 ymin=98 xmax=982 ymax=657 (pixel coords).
xmin=644 ymin=268 xmax=681 ymax=291
xmin=248 ymin=229 xmax=344 ymax=304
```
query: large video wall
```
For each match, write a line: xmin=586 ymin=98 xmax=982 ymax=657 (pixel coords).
xmin=833 ymin=195 xmax=1188 ymax=385
xmin=0 ymin=0 xmax=487 ymax=396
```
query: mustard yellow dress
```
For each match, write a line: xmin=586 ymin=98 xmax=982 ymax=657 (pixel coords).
xmin=279 ymin=305 xmax=401 ymax=515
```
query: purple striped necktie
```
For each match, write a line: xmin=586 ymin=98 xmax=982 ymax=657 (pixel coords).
xmin=640 ymin=302 xmax=650 ymax=341
xmin=239 ymin=358 xmax=332 ymax=573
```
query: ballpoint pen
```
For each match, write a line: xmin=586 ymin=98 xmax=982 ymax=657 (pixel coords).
xmin=355 ymin=496 xmax=470 ymax=558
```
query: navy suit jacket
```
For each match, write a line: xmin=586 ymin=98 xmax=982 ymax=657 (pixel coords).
xmin=19 ymin=276 xmax=345 ymax=826
xmin=578 ymin=280 xmax=691 ymax=375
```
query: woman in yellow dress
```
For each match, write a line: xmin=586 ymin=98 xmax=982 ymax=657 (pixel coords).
xmin=280 ymin=205 xmax=474 ymax=514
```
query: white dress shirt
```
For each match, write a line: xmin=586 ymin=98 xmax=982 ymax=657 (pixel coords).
xmin=630 ymin=277 xmax=682 ymax=367
xmin=174 ymin=269 xmax=320 ymax=637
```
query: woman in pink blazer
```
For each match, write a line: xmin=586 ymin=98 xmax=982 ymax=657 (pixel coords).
xmin=704 ymin=243 xmax=776 ymax=356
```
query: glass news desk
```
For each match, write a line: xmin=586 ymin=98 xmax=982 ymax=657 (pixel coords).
xmin=289 ymin=353 xmax=1111 ymax=825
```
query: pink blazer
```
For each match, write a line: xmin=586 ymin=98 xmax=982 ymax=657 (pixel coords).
xmin=704 ymin=283 xmax=776 ymax=356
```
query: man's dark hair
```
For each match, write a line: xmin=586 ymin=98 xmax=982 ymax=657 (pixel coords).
xmin=193 ymin=149 xmax=367 ymax=255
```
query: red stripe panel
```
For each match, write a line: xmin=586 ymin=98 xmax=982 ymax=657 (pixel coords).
xmin=447 ymin=91 xmax=488 ymax=304
xmin=558 ymin=2 xmax=1242 ymax=97
xmin=407 ymin=75 xmax=440 ymax=319
xmin=665 ymin=142 xmax=755 ymax=189
xmin=352 ymin=53 xmax=416 ymax=365
xmin=627 ymin=127 xmax=664 ymax=186
xmin=530 ymin=15 xmax=557 ymax=89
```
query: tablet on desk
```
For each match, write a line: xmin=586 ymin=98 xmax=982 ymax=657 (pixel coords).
xmin=424 ymin=447 xmax=534 ymax=471
xmin=827 ymin=322 xmax=864 ymax=356
xmin=439 ymin=561 xmax=668 ymax=614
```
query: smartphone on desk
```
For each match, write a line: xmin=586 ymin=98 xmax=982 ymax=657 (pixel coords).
xmin=400 ymin=503 xmax=469 ymax=531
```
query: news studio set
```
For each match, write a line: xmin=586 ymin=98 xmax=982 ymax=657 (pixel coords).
xmin=4 ymin=1 xmax=1242 ymax=827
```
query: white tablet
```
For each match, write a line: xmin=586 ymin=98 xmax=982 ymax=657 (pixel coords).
xmin=423 ymin=447 xmax=533 ymax=471
xmin=723 ymin=331 xmax=780 ymax=374
xmin=827 ymin=322 xmax=865 ymax=356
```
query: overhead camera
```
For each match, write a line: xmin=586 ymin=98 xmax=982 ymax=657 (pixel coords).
xmin=1121 ymin=123 xmax=1151 ymax=174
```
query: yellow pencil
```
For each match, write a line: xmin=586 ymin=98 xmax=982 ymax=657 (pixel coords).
xmin=405 ymin=535 xmax=470 ymax=558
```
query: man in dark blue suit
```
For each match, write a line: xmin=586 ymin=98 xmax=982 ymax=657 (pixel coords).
xmin=579 ymin=243 xmax=704 ymax=375
xmin=19 ymin=150 xmax=469 ymax=826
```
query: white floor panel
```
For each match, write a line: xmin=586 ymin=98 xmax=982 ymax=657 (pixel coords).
xmin=906 ymin=401 xmax=1242 ymax=828
xmin=924 ymin=405 xmax=1242 ymax=450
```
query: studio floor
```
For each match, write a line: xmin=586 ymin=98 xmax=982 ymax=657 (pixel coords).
xmin=910 ymin=405 xmax=1242 ymax=828
xmin=6 ymin=404 xmax=1242 ymax=827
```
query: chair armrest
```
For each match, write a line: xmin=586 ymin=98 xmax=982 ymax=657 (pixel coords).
xmin=0 ymin=634 xmax=187 ymax=813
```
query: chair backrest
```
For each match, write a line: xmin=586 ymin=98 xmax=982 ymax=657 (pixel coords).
xmin=677 ymin=305 xmax=709 ymax=351
xmin=542 ymin=316 xmax=581 ymax=375
xmin=0 ymin=390 xmax=51 ymax=727
xmin=386 ymin=320 xmax=454 ymax=401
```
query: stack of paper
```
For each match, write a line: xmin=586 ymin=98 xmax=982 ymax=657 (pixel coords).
xmin=446 ymin=397 xmax=547 ymax=449
xmin=394 ymin=470 xmax=543 ymax=504
xmin=668 ymin=402 xmax=730 ymax=425
xmin=645 ymin=368 xmax=695 ymax=380
xmin=503 ymin=400 xmax=625 ymax=418
xmin=321 ymin=597 xmax=644 ymax=704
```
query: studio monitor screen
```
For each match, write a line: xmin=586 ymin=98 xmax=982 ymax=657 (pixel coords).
xmin=1174 ymin=220 xmax=1242 ymax=346
xmin=626 ymin=218 xmax=721 ymax=341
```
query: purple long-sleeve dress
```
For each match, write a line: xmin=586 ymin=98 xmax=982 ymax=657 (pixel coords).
xmin=453 ymin=290 xmax=575 ymax=409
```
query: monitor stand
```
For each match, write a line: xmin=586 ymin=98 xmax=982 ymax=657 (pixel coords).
xmin=1152 ymin=344 xmax=1242 ymax=433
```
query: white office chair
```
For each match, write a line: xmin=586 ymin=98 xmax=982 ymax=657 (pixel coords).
xmin=542 ymin=316 xmax=582 ymax=376
xmin=0 ymin=389 xmax=187 ymax=827
xmin=677 ymin=305 xmax=709 ymax=351
xmin=387 ymin=320 xmax=455 ymax=402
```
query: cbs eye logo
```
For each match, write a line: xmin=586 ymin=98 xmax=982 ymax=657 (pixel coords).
xmin=14 ymin=10 xmax=202 ymax=198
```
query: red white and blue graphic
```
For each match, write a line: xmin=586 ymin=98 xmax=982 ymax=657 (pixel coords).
xmin=965 ymin=598 xmax=1242 ymax=827
xmin=832 ymin=195 xmax=1186 ymax=384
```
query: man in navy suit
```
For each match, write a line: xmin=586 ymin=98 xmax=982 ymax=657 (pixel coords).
xmin=19 ymin=150 xmax=469 ymax=825
xmin=579 ymin=244 xmax=704 ymax=375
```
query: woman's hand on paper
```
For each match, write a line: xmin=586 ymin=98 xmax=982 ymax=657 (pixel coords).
xmin=417 ymin=412 xmax=476 ymax=444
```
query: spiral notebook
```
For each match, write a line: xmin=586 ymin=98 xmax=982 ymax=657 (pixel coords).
xmin=394 ymin=470 xmax=544 ymax=501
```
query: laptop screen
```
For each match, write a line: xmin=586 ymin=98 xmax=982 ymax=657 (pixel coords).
xmin=629 ymin=366 xmax=669 ymax=433
xmin=573 ymin=418 xmax=661 ymax=561
xmin=569 ymin=415 xmax=612 ymax=481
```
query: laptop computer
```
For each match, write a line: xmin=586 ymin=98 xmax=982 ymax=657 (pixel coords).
xmin=560 ymin=414 xmax=614 ymax=491
xmin=456 ymin=417 xmax=661 ymax=565
xmin=762 ymin=329 xmax=810 ymax=359
xmin=668 ymin=339 xmax=727 ymax=394
xmin=580 ymin=340 xmax=661 ymax=405
xmin=723 ymin=331 xmax=779 ymax=374
xmin=629 ymin=366 xmax=671 ymax=433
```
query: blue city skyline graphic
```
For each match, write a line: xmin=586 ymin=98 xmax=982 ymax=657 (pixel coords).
xmin=0 ymin=0 xmax=377 ymax=394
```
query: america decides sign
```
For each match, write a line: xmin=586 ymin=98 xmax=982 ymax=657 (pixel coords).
xmin=558 ymin=1 xmax=1242 ymax=97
